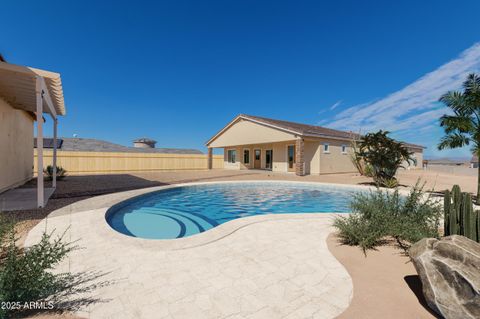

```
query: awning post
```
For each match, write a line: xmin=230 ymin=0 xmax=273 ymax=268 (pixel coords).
xmin=52 ymin=118 xmax=58 ymax=188
xmin=207 ymin=148 xmax=213 ymax=169
xmin=36 ymin=76 xmax=44 ymax=208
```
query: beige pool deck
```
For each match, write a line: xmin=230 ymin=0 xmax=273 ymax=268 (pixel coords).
xmin=25 ymin=181 xmax=359 ymax=319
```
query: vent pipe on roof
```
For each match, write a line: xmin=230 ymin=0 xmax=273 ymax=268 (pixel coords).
xmin=133 ymin=138 xmax=156 ymax=148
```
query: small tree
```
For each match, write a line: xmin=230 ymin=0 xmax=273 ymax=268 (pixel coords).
xmin=438 ymin=73 xmax=480 ymax=203
xmin=356 ymin=130 xmax=415 ymax=187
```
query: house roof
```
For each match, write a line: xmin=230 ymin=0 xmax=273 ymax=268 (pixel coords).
xmin=241 ymin=114 xmax=360 ymax=140
xmin=0 ymin=61 xmax=66 ymax=116
xmin=207 ymin=114 xmax=425 ymax=149
xmin=133 ymin=137 xmax=157 ymax=143
xmin=34 ymin=137 xmax=203 ymax=154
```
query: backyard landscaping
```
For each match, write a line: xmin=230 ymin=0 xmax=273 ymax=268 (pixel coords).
xmin=1 ymin=168 xmax=478 ymax=318
xmin=7 ymin=168 xmax=478 ymax=243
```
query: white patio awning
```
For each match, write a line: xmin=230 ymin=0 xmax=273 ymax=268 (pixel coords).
xmin=0 ymin=61 xmax=66 ymax=208
xmin=0 ymin=61 xmax=66 ymax=117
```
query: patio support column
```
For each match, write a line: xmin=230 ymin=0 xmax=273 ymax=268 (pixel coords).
xmin=35 ymin=77 xmax=44 ymax=208
xmin=295 ymin=138 xmax=305 ymax=176
xmin=207 ymin=147 xmax=213 ymax=169
xmin=52 ymin=118 xmax=58 ymax=188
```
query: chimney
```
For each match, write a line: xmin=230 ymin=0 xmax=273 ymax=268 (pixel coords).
xmin=133 ymin=138 xmax=156 ymax=149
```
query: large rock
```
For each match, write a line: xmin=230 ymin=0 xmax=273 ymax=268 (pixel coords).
xmin=409 ymin=235 xmax=480 ymax=319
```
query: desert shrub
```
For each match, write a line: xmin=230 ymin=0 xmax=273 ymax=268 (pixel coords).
xmin=0 ymin=216 xmax=75 ymax=317
xmin=333 ymin=182 xmax=441 ymax=253
xmin=363 ymin=163 xmax=374 ymax=177
xmin=376 ymin=177 xmax=398 ymax=188
xmin=43 ymin=165 xmax=67 ymax=181
xmin=333 ymin=213 xmax=386 ymax=249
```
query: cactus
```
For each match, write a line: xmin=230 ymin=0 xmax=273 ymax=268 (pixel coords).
xmin=452 ymin=185 xmax=463 ymax=234
xmin=477 ymin=212 xmax=480 ymax=242
xmin=444 ymin=189 xmax=451 ymax=235
xmin=443 ymin=184 xmax=479 ymax=242
xmin=449 ymin=206 xmax=457 ymax=236
xmin=463 ymin=193 xmax=473 ymax=239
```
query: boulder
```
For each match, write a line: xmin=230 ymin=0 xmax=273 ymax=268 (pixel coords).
xmin=409 ymin=235 xmax=480 ymax=319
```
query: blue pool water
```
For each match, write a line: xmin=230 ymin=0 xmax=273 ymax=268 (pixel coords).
xmin=106 ymin=182 xmax=360 ymax=239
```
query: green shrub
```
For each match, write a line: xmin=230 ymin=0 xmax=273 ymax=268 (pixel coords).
xmin=363 ymin=163 xmax=374 ymax=178
xmin=333 ymin=213 xmax=386 ymax=249
xmin=376 ymin=177 xmax=398 ymax=188
xmin=0 ymin=216 xmax=75 ymax=317
xmin=43 ymin=165 xmax=67 ymax=181
xmin=333 ymin=182 xmax=441 ymax=253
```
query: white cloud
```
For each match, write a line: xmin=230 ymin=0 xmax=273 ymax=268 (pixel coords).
xmin=325 ymin=43 xmax=480 ymax=157
xmin=329 ymin=100 xmax=342 ymax=110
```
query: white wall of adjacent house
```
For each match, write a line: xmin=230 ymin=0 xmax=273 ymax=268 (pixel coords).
xmin=0 ymin=98 xmax=34 ymax=193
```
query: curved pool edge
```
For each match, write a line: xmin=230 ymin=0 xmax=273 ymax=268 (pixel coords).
xmin=104 ymin=180 xmax=370 ymax=241
xmin=25 ymin=180 xmax=416 ymax=249
xmin=46 ymin=180 xmax=411 ymax=221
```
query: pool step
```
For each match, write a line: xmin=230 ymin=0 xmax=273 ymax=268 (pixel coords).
xmin=138 ymin=207 xmax=216 ymax=236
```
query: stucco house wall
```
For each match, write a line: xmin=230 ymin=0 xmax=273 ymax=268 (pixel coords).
xmin=220 ymin=139 xmax=423 ymax=175
xmin=0 ymin=98 xmax=34 ymax=192
xmin=222 ymin=139 xmax=356 ymax=175
xmin=318 ymin=139 xmax=356 ymax=174
xmin=210 ymin=114 xmax=425 ymax=176
xmin=223 ymin=142 xmax=293 ymax=172
xmin=402 ymin=147 xmax=423 ymax=170
xmin=210 ymin=119 xmax=296 ymax=148
xmin=303 ymin=140 xmax=320 ymax=174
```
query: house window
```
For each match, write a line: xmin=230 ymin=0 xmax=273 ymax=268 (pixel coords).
xmin=243 ymin=149 xmax=250 ymax=164
xmin=227 ymin=149 xmax=236 ymax=163
xmin=323 ymin=143 xmax=330 ymax=153
xmin=341 ymin=145 xmax=347 ymax=154
xmin=255 ymin=150 xmax=261 ymax=160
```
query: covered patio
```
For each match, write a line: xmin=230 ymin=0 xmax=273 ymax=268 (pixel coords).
xmin=206 ymin=115 xmax=307 ymax=176
xmin=0 ymin=61 xmax=66 ymax=210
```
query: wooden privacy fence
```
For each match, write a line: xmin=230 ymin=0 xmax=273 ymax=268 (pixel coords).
xmin=34 ymin=150 xmax=224 ymax=175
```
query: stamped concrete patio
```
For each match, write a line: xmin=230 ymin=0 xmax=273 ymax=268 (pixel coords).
xmin=25 ymin=182 xmax=353 ymax=319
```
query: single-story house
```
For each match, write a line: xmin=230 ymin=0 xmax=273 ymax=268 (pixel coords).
xmin=0 ymin=58 xmax=66 ymax=207
xmin=34 ymin=137 xmax=203 ymax=154
xmin=206 ymin=114 xmax=424 ymax=176
xmin=425 ymin=158 xmax=470 ymax=167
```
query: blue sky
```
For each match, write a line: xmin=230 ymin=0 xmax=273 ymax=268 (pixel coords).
xmin=2 ymin=0 xmax=480 ymax=158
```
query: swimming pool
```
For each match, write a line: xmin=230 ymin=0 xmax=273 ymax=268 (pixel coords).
xmin=106 ymin=182 xmax=361 ymax=239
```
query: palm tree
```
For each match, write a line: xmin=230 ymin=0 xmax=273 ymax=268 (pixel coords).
xmin=438 ymin=73 xmax=480 ymax=203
